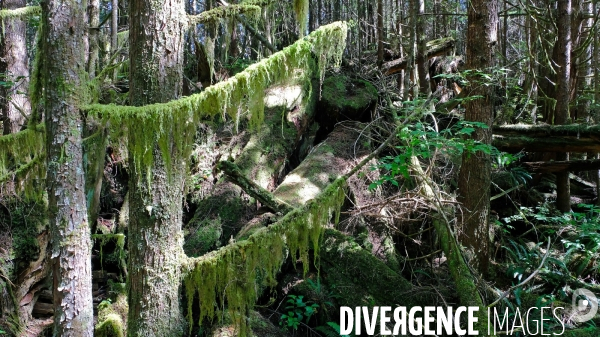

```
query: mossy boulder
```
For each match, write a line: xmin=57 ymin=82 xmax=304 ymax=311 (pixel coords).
xmin=319 ymin=229 xmax=429 ymax=308
xmin=95 ymin=282 xmax=128 ymax=336
xmin=316 ymin=75 xmax=378 ymax=130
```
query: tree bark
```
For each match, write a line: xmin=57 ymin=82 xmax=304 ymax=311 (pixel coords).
xmin=457 ymin=0 xmax=497 ymax=276
xmin=127 ymin=0 xmax=186 ymax=335
xmin=0 ymin=0 xmax=31 ymax=135
xmin=41 ymin=0 xmax=94 ymax=334
xmin=416 ymin=0 xmax=430 ymax=95
xmin=555 ymin=0 xmax=572 ymax=212
xmin=87 ymin=0 xmax=99 ymax=78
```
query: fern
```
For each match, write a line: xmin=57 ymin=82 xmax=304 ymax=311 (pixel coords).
xmin=315 ymin=322 xmax=350 ymax=337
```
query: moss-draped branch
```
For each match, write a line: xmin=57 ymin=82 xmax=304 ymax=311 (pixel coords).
xmin=84 ymin=22 xmax=347 ymax=185
xmin=187 ymin=4 xmax=261 ymax=25
xmin=0 ymin=5 xmax=40 ymax=19
xmin=182 ymin=177 xmax=346 ymax=336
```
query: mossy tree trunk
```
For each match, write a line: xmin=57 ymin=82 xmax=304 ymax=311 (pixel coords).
xmin=41 ymin=0 xmax=94 ymax=334
xmin=457 ymin=0 xmax=497 ymax=276
xmin=126 ymin=0 xmax=186 ymax=335
xmin=0 ymin=0 xmax=31 ymax=135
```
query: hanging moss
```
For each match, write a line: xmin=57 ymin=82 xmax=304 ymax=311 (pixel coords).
xmin=187 ymin=5 xmax=261 ymax=25
xmin=293 ymin=0 xmax=309 ymax=37
xmin=92 ymin=234 xmax=126 ymax=267
xmin=85 ymin=22 xmax=348 ymax=188
xmin=0 ymin=5 xmax=40 ymax=19
xmin=240 ymin=0 xmax=275 ymax=6
xmin=0 ymin=124 xmax=45 ymax=198
xmin=182 ymin=177 xmax=346 ymax=336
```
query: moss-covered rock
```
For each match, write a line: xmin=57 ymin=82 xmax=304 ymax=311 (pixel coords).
xmin=94 ymin=283 xmax=128 ymax=337
xmin=316 ymin=75 xmax=378 ymax=130
xmin=320 ymin=229 xmax=427 ymax=308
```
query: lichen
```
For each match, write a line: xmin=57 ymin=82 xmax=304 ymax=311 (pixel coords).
xmin=182 ymin=177 xmax=346 ymax=336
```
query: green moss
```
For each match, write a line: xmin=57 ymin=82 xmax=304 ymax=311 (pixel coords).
xmin=320 ymin=229 xmax=420 ymax=308
xmin=85 ymin=22 xmax=348 ymax=191
xmin=240 ymin=0 xmax=275 ymax=6
xmin=95 ymin=294 xmax=128 ymax=337
xmin=0 ymin=198 xmax=47 ymax=273
xmin=182 ymin=178 xmax=346 ymax=336
xmin=188 ymin=5 xmax=261 ymax=25
xmin=321 ymin=75 xmax=378 ymax=111
xmin=0 ymin=5 xmax=40 ymax=19
xmin=0 ymin=124 xmax=45 ymax=198
xmin=293 ymin=0 xmax=309 ymax=37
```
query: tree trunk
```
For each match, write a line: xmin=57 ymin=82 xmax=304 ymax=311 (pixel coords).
xmin=0 ymin=0 xmax=31 ymax=135
xmin=457 ymin=0 xmax=497 ymax=276
xmin=87 ymin=0 xmax=99 ymax=78
xmin=492 ymin=135 xmax=600 ymax=153
xmin=377 ymin=0 xmax=384 ymax=67
xmin=127 ymin=0 xmax=186 ymax=335
xmin=555 ymin=0 xmax=572 ymax=212
xmin=41 ymin=0 xmax=94 ymax=334
xmin=416 ymin=0 xmax=430 ymax=95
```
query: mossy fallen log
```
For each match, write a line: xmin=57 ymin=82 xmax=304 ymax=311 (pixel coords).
xmin=217 ymin=160 xmax=293 ymax=214
xmin=492 ymin=135 xmax=600 ymax=153
xmin=494 ymin=124 xmax=600 ymax=139
xmin=382 ymin=37 xmax=455 ymax=76
xmin=523 ymin=159 xmax=600 ymax=173
xmin=273 ymin=122 xmax=370 ymax=208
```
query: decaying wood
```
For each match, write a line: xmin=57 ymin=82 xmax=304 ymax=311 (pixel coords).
xmin=492 ymin=135 xmax=600 ymax=153
xmin=382 ymin=37 xmax=455 ymax=76
xmin=217 ymin=160 xmax=293 ymax=214
xmin=523 ymin=159 xmax=600 ymax=173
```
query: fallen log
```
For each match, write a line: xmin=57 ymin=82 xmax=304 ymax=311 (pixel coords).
xmin=217 ymin=160 xmax=293 ymax=214
xmin=382 ymin=37 xmax=455 ymax=76
xmin=492 ymin=135 xmax=600 ymax=153
xmin=273 ymin=122 xmax=370 ymax=208
xmin=523 ymin=159 xmax=600 ymax=173
xmin=494 ymin=124 xmax=600 ymax=140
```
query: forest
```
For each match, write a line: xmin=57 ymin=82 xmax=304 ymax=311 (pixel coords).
xmin=1 ymin=0 xmax=600 ymax=336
